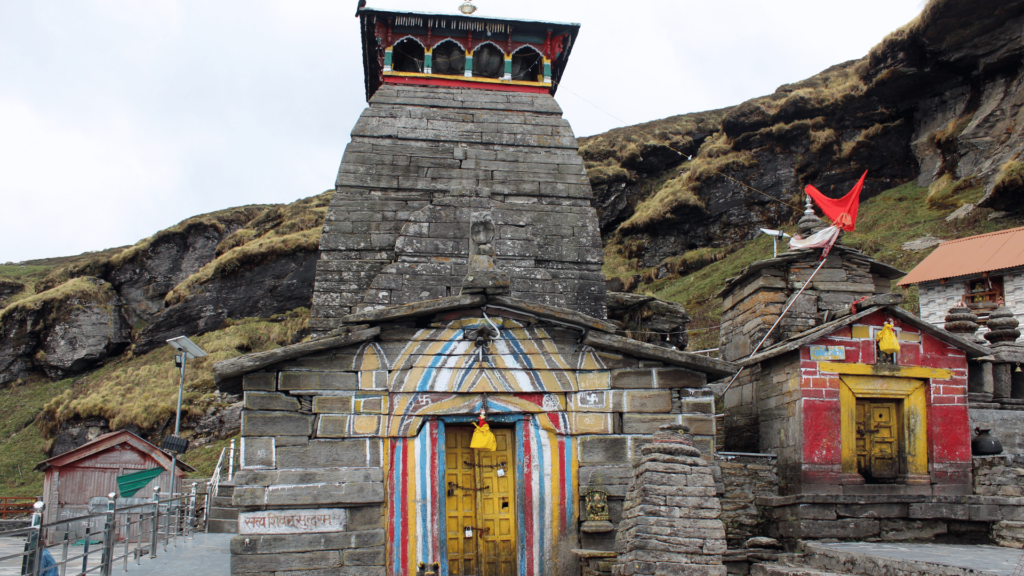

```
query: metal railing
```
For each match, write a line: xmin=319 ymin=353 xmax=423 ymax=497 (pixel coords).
xmin=0 ymin=497 xmax=39 ymax=520
xmin=1 ymin=484 xmax=199 ymax=576
xmin=202 ymin=439 xmax=235 ymax=533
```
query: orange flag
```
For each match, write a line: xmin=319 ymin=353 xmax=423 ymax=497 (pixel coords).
xmin=804 ymin=171 xmax=867 ymax=232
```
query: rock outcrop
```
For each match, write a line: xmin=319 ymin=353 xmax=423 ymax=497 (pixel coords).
xmin=0 ymin=279 xmax=23 ymax=308
xmin=0 ymin=277 xmax=130 ymax=384
xmin=587 ymin=0 xmax=1024 ymax=271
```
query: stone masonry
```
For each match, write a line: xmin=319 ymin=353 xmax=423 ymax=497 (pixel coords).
xmin=716 ymin=454 xmax=779 ymax=548
xmin=718 ymin=246 xmax=902 ymax=362
xmin=310 ymin=83 xmax=606 ymax=337
xmin=614 ymin=425 xmax=727 ymax=576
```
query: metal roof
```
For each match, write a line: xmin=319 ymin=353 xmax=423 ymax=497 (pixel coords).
xmin=898 ymin=226 xmax=1024 ymax=286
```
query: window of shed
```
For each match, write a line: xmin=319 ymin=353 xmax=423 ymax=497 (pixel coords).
xmin=965 ymin=276 xmax=1004 ymax=322
xmin=392 ymin=39 xmax=425 ymax=73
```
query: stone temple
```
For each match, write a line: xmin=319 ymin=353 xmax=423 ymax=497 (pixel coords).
xmin=213 ymin=5 xmax=737 ymax=576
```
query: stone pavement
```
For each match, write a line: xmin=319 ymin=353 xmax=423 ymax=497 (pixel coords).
xmin=0 ymin=533 xmax=232 ymax=576
xmin=814 ymin=542 xmax=1024 ymax=576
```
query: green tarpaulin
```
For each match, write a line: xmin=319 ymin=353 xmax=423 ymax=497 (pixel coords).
xmin=116 ymin=467 xmax=164 ymax=497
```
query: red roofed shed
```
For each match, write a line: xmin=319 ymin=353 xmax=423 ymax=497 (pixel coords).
xmin=37 ymin=430 xmax=193 ymax=527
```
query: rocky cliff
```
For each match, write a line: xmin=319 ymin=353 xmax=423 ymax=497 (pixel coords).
xmin=587 ymin=0 xmax=1024 ymax=272
xmin=0 ymin=192 xmax=330 ymax=386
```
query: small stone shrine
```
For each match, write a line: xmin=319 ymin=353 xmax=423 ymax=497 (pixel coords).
xmin=613 ymin=425 xmax=726 ymax=576
xmin=213 ymin=4 xmax=737 ymax=575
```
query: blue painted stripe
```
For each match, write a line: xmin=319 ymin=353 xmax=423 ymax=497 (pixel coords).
xmin=418 ymin=425 xmax=429 ymax=565
xmin=533 ymin=418 xmax=548 ymax=574
xmin=416 ymin=330 xmax=464 ymax=392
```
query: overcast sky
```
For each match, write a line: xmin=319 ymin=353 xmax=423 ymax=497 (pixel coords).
xmin=0 ymin=0 xmax=925 ymax=263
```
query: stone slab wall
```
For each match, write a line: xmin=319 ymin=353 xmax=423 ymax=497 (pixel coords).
xmin=231 ymin=314 xmax=722 ymax=574
xmin=759 ymin=494 xmax=1024 ymax=543
xmin=974 ymin=455 xmax=1024 ymax=497
xmin=310 ymin=84 xmax=606 ymax=337
xmin=970 ymin=410 xmax=1024 ymax=455
xmin=718 ymin=250 xmax=889 ymax=363
xmin=716 ymin=454 xmax=779 ymax=547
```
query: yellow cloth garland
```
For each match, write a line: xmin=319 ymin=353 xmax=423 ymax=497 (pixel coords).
xmin=877 ymin=322 xmax=901 ymax=355
xmin=470 ymin=420 xmax=497 ymax=451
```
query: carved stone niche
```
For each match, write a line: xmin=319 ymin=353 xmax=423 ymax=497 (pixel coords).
xmin=581 ymin=490 xmax=613 ymax=533
xmin=462 ymin=210 xmax=510 ymax=295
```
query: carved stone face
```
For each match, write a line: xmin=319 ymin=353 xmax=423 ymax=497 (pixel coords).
xmin=471 ymin=220 xmax=494 ymax=245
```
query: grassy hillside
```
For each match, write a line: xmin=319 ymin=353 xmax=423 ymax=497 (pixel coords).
xmin=608 ymin=181 xmax=1021 ymax=352
xmin=0 ymin=310 xmax=308 ymax=497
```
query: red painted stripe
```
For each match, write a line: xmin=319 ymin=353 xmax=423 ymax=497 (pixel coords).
xmin=383 ymin=75 xmax=551 ymax=94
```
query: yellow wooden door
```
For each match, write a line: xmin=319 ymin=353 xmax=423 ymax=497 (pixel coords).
xmin=854 ymin=400 xmax=900 ymax=480
xmin=869 ymin=402 xmax=899 ymax=479
xmin=445 ymin=428 xmax=517 ymax=576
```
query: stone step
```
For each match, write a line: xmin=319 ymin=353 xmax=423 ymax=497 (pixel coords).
xmin=212 ymin=496 xmax=234 ymax=508
xmin=205 ymin=518 xmax=238 ymax=534
xmin=752 ymin=563 xmax=850 ymax=576
xmin=209 ymin=507 xmax=239 ymax=520
xmin=215 ymin=484 xmax=235 ymax=498
xmin=801 ymin=542 xmax=1011 ymax=576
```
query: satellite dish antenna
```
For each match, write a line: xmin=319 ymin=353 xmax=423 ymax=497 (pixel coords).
xmin=759 ymin=228 xmax=792 ymax=258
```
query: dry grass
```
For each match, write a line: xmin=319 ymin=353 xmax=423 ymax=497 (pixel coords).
xmin=37 ymin=205 xmax=272 ymax=292
xmin=37 ymin=309 xmax=310 ymax=436
xmin=810 ymin=128 xmax=838 ymax=154
xmin=0 ymin=277 xmax=114 ymax=325
xmin=617 ymin=151 xmax=757 ymax=233
xmin=165 ymin=192 xmax=330 ymax=305
xmin=992 ymin=160 xmax=1024 ymax=201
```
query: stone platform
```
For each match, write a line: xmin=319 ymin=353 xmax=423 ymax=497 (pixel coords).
xmin=807 ymin=541 xmax=1023 ymax=576
xmin=756 ymin=493 xmax=1024 ymax=542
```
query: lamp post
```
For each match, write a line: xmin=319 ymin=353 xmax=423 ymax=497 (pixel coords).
xmin=759 ymin=228 xmax=792 ymax=258
xmin=164 ymin=336 xmax=207 ymax=498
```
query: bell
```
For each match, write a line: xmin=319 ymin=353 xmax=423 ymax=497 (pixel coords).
xmin=1016 ymin=363 xmax=1021 ymax=373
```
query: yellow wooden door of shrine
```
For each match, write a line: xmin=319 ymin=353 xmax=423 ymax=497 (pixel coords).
xmin=855 ymin=400 xmax=900 ymax=480
xmin=445 ymin=428 xmax=517 ymax=576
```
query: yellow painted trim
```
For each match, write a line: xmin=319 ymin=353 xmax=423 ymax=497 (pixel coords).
xmin=384 ymin=70 xmax=551 ymax=87
xmin=819 ymin=362 xmax=952 ymax=380
xmin=840 ymin=383 xmax=857 ymax=474
xmin=839 ymin=375 xmax=928 ymax=477
xmin=851 ymin=325 xmax=871 ymax=339
xmin=898 ymin=332 xmax=921 ymax=342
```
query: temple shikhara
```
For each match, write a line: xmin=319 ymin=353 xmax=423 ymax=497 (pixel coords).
xmin=207 ymin=3 xmax=1024 ymax=576
xmin=214 ymin=4 xmax=734 ymax=576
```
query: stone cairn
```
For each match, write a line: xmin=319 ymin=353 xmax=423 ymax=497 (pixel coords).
xmin=613 ymin=425 xmax=727 ymax=576
xmin=944 ymin=303 xmax=985 ymax=344
xmin=985 ymin=304 xmax=1021 ymax=344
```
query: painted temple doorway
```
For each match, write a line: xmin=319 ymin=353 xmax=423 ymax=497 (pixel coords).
xmin=445 ymin=427 xmax=517 ymax=576
xmin=855 ymin=399 xmax=901 ymax=482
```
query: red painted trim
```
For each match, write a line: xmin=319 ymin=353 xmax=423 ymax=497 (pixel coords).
xmin=383 ymin=76 xmax=550 ymax=94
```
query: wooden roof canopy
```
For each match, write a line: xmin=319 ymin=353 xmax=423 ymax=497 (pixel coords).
xmin=358 ymin=8 xmax=581 ymax=100
xmin=35 ymin=430 xmax=195 ymax=473
xmin=899 ymin=225 xmax=1024 ymax=286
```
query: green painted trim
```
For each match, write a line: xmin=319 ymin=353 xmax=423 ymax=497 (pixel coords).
xmin=384 ymin=50 xmax=393 ymax=67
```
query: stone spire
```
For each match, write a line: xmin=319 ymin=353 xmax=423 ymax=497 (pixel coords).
xmin=985 ymin=303 xmax=1021 ymax=344
xmin=944 ymin=303 xmax=985 ymax=344
xmin=797 ymin=195 xmax=825 ymax=236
